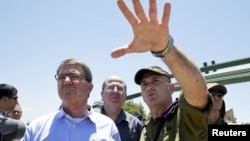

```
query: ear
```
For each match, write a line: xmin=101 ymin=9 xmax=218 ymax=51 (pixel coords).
xmin=88 ymin=83 xmax=94 ymax=93
xmin=123 ymin=92 xmax=127 ymax=101
xmin=101 ymin=91 xmax=104 ymax=97
xmin=2 ymin=96 xmax=9 ymax=102
xmin=168 ymin=83 xmax=175 ymax=94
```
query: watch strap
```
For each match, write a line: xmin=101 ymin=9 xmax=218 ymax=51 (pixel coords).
xmin=151 ymin=35 xmax=174 ymax=58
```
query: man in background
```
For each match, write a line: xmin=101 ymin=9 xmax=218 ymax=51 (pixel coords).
xmin=100 ymin=75 xmax=142 ymax=141
xmin=8 ymin=103 xmax=22 ymax=120
xmin=207 ymin=83 xmax=228 ymax=125
xmin=0 ymin=83 xmax=25 ymax=141
xmin=0 ymin=83 xmax=19 ymax=117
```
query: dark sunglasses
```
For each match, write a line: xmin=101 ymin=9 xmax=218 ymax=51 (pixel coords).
xmin=209 ymin=92 xmax=223 ymax=98
xmin=11 ymin=95 xmax=18 ymax=100
xmin=9 ymin=110 xmax=22 ymax=114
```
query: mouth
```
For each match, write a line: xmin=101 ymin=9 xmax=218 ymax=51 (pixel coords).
xmin=147 ymin=92 xmax=155 ymax=97
xmin=62 ymin=86 xmax=75 ymax=91
xmin=111 ymin=96 xmax=119 ymax=99
xmin=110 ymin=96 xmax=120 ymax=102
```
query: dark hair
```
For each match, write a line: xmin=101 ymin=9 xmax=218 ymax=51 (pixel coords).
xmin=220 ymin=100 xmax=226 ymax=118
xmin=0 ymin=83 xmax=18 ymax=99
xmin=56 ymin=58 xmax=93 ymax=83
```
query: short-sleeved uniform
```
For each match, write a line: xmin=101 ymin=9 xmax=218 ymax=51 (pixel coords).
xmin=140 ymin=92 xmax=213 ymax=141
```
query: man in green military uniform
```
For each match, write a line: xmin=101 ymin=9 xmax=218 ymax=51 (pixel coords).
xmin=112 ymin=0 xmax=213 ymax=140
xmin=134 ymin=66 xmax=213 ymax=141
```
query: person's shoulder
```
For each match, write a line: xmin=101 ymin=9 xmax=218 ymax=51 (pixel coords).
xmin=28 ymin=111 xmax=60 ymax=126
xmin=89 ymin=111 xmax=114 ymax=123
xmin=179 ymin=91 xmax=213 ymax=112
xmin=124 ymin=111 xmax=143 ymax=124
xmin=126 ymin=112 xmax=138 ymax=120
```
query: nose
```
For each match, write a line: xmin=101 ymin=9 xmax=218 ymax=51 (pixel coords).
xmin=143 ymin=82 xmax=154 ymax=90
xmin=62 ymin=76 xmax=73 ymax=85
xmin=113 ymin=85 xmax=119 ymax=91
xmin=64 ymin=76 xmax=71 ymax=81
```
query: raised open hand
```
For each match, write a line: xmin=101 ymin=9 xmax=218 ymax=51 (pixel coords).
xmin=111 ymin=0 xmax=171 ymax=58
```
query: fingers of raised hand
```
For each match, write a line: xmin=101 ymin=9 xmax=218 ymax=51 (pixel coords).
xmin=117 ymin=0 xmax=138 ymax=25
xmin=111 ymin=46 xmax=129 ymax=58
xmin=132 ymin=0 xmax=147 ymax=22
xmin=161 ymin=2 xmax=171 ymax=28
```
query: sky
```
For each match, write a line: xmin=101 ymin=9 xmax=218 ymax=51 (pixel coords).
xmin=1 ymin=0 xmax=249 ymax=124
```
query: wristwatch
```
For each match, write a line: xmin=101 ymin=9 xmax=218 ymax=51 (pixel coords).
xmin=151 ymin=35 xmax=174 ymax=58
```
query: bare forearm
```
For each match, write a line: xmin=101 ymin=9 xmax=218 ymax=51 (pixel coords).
xmin=162 ymin=46 xmax=208 ymax=109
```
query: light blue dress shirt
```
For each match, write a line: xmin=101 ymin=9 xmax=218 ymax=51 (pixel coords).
xmin=21 ymin=107 xmax=121 ymax=141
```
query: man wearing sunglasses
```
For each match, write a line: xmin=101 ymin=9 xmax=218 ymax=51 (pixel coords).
xmin=0 ymin=84 xmax=26 ymax=141
xmin=207 ymin=83 xmax=228 ymax=125
xmin=0 ymin=83 xmax=19 ymax=117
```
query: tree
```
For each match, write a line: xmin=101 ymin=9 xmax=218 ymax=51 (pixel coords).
xmin=92 ymin=100 xmax=149 ymax=120
xmin=122 ymin=100 xmax=147 ymax=119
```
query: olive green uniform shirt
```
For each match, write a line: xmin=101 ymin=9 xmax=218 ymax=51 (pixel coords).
xmin=212 ymin=117 xmax=228 ymax=125
xmin=140 ymin=92 xmax=213 ymax=141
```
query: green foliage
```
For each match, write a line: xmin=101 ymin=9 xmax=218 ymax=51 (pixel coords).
xmin=93 ymin=101 xmax=98 ymax=105
xmin=122 ymin=100 xmax=147 ymax=119
xmin=92 ymin=100 xmax=150 ymax=120
xmin=92 ymin=100 xmax=103 ymax=108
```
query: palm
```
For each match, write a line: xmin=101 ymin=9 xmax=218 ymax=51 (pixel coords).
xmin=111 ymin=0 xmax=171 ymax=58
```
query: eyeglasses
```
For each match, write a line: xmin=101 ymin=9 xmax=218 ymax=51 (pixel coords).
xmin=105 ymin=83 xmax=125 ymax=92
xmin=209 ymin=91 xmax=223 ymax=98
xmin=8 ymin=110 xmax=22 ymax=115
xmin=55 ymin=73 xmax=85 ymax=81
